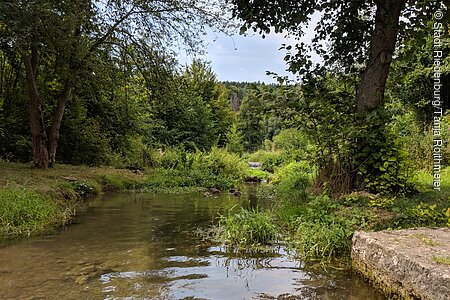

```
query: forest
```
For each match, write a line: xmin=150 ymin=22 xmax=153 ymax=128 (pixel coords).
xmin=0 ymin=0 xmax=449 ymax=275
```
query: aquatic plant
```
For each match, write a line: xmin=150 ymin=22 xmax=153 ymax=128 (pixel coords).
xmin=217 ymin=207 xmax=277 ymax=246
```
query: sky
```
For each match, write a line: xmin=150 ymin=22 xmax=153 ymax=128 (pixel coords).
xmin=176 ymin=13 xmax=321 ymax=84
xmin=201 ymin=31 xmax=295 ymax=83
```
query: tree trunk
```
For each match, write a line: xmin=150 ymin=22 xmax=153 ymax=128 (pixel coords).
xmin=23 ymin=53 xmax=49 ymax=168
xmin=48 ymin=79 xmax=73 ymax=166
xmin=356 ymin=0 xmax=405 ymax=113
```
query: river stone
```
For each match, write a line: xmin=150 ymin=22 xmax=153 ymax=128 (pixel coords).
xmin=75 ymin=275 xmax=89 ymax=285
xmin=352 ymin=228 xmax=450 ymax=300
xmin=248 ymin=162 xmax=262 ymax=169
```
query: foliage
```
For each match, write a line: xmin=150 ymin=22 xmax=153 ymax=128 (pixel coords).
xmin=217 ymin=207 xmax=277 ymax=246
xmin=368 ymin=197 xmax=395 ymax=210
xmin=153 ymin=61 xmax=234 ymax=151
xmin=226 ymin=123 xmax=245 ymax=154
xmin=283 ymin=195 xmax=372 ymax=259
xmin=388 ymin=20 xmax=450 ymax=124
xmin=396 ymin=203 xmax=449 ymax=228
xmin=272 ymin=128 xmax=311 ymax=162
xmin=0 ymin=0 xmax=232 ymax=167
xmin=245 ymin=168 xmax=270 ymax=181
xmin=238 ymin=88 xmax=267 ymax=151
xmin=245 ymin=150 xmax=284 ymax=173
xmin=272 ymin=161 xmax=313 ymax=203
xmin=353 ymin=110 xmax=415 ymax=195
xmin=292 ymin=220 xmax=353 ymax=259
xmin=149 ymin=147 xmax=247 ymax=189
xmin=229 ymin=0 xmax=447 ymax=75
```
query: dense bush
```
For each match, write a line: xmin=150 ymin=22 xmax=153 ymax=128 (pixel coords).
xmin=245 ymin=150 xmax=284 ymax=173
xmin=272 ymin=128 xmax=311 ymax=162
xmin=396 ymin=203 xmax=449 ymax=228
xmin=272 ymin=161 xmax=313 ymax=203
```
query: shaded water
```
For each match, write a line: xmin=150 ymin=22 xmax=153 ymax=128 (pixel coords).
xmin=0 ymin=191 xmax=386 ymax=299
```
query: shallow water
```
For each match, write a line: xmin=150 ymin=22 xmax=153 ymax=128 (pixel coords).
xmin=0 ymin=191 xmax=386 ymax=299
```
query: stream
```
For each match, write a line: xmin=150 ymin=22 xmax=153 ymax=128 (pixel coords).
xmin=0 ymin=190 xmax=386 ymax=299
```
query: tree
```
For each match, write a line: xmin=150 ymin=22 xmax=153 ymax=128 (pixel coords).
xmin=238 ymin=87 xmax=266 ymax=151
xmin=0 ymin=0 xmax=230 ymax=168
xmin=229 ymin=0 xmax=449 ymax=191
xmin=151 ymin=60 xmax=234 ymax=150
xmin=230 ymin=0 xmax=448 ymax=111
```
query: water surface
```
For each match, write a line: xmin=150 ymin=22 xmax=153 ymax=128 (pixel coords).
xmin=0 ymin=191 xmax=386 ymax=299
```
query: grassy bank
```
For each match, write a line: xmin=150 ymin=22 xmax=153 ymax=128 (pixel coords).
xmin=0 ymin=148 xmax=253 ymax=239
xmin=0 ymin=162 xmax=150 ymax=239
xmin=215 ymin=167 xmax=450 ymax=260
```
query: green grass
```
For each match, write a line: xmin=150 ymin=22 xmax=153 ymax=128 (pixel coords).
xmin=217 ymin=207 xmax=277 ymax=246
xmin=413 ymin=233 xmax=440 ymax=246
xmin=0 ymin=187 xmax=73 ymax=238
xmin=432 ymin=256 xmax=450 ymax=265
xmin=0 ymin=162 xmax=147 ymax=238
xmin=292 ymin=220 xmax=353 ymax=259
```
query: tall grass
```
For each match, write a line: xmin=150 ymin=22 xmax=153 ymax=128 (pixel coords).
xmin=217 ymin=207 xmax=277 ymax=246
xmin=0 ymin=187 xmax=72 ymax=237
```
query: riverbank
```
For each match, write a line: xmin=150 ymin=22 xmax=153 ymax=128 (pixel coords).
xmin=216 ymin=167 xmax=450 ymax=260
xmin=0 ymin=162 xmax=151 ymax=238
xmin=0 ymin=148 xmax=254 ymax=239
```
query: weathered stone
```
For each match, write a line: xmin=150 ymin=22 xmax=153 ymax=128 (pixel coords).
xmin=352 ymin=228 xmax=450 ymax=300
xmin=248 ymin=162 xmax=262 ymax=169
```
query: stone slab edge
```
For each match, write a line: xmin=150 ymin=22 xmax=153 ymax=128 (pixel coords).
xmin=352 ymin=230 xmax=450 ymax=300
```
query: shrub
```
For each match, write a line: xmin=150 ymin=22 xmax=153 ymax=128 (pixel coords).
xmin=145 ymin=147 xmax=246 ymax=190
xmin=153 ymin=146 xmax=186 ymax=169
xmin=272 ymin=161 xmax=313 ymax=203
xmin=369 ymin=197 xmax=395 ymax=209
xmin=226 ymin=123 xmax=245 ymax=155
xmin=188 ymin=147 xmax=247 ymax=188
xmin=273 ymin=128 xmax=311 ymax=162
xmin=396 ymin=202 xmax=448 ymax=227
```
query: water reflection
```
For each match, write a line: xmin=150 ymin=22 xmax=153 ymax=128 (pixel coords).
xmin=0 ymin=189 xmax=385 ymax=300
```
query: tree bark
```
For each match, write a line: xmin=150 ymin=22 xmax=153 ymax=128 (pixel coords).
xmin=48 ymin=79 xmax=74 ymax=166
xmin=23 ymin=53 xmax=49 ymax=168
xmin=356 ymin=0 xmax=405 ymax=113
